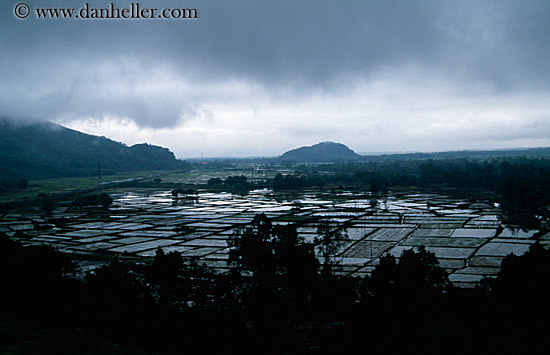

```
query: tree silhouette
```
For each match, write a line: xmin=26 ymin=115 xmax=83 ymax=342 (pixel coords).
xmin=99 ymin=192 xmax=113 ymax=209
xmin=492 ymin=242 xmax=550 ymax=309
xmin=370 ymin=246 xmax=450 ymax=300
xmin=40 ymin=196 xmax=56 ymax=215
xmin=315 ymin=222 xmax=349 ymax=278
xmin=228 ymin=213 xmax=277 ymax=279
xmin=229 ymin=213 xmax=318 ymax=280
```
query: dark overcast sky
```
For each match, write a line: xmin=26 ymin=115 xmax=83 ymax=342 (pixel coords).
xmin=1 ymin=0 xmax=549 ymax=157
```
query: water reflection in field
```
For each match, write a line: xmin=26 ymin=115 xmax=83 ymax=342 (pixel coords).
xmin=6 ymin=188 xmax=548 ymax=288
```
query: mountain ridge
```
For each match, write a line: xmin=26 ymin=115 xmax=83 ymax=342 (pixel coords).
xmin=279 ymin=141 xmax=550 ymax=163
xmin=0 ymin=117 xmax=185 ymax=180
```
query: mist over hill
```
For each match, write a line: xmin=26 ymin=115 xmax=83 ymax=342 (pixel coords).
xmin=0 ymin=117 xmax=185 ymax=180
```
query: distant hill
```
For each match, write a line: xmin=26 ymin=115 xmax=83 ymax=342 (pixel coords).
xmin=359 ymin=147 xmax=550 ymax=162
xmin=280 ymin=142 xmax=361 ymax=162
xmin=279 ymin=141 xmax=550 ymax=164
xmin=0 ymin=117 xmax=186 ymax=180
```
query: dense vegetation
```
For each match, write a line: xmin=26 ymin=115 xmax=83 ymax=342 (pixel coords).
xmin=2 ymin=215 xmax=549 ymax=353
xmin=207 ymin=175 xmax=252 ymax=190
xmin=0 ymin=117 xmax=187 ymax=181
xmin=0 ymin=177 xmax=28 ymax=194
xmin=70 ymin=193 xmax=113 ymax=210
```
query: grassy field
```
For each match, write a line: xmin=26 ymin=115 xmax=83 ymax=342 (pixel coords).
xmin=0 ymin=168 xmax=275 ymax=203
xmin=0 ymin=170 xmax=175 ymax=203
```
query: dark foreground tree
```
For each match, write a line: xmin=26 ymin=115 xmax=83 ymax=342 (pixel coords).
xmin=370 ymin=245 xmax=450 ymax=300
xmin=315 ymin=222 xmax=349 ymax=278
xmin=491 ymin=242 xmax=550 ymax=314
xmin=228 ymin=213 xmax=319 ymax=282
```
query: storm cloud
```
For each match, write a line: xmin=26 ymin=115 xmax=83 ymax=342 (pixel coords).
xmin=1 ymin=0 xmax=549 ymax=157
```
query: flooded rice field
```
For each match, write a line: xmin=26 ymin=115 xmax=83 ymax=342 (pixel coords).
xmin=3 ymin=189 xmax=549 ymax=288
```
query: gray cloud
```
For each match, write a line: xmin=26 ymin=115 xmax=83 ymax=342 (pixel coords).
xmin=3 ymin=1 xmax=549 ymax=87
xmin=1 ymin=0 xmax=550 ymax=155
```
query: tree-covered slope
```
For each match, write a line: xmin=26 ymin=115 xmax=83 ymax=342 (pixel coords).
xmin=0 ymin=117 xmax=185 ymax=179
xmin=280 ymin=141 xmax=361 ymax=162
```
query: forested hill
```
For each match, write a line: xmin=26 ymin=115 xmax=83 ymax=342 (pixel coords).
xmin=0 ymin=117 xmax=186 ymax=180
xmin=280 ymin=141 xmax=361 ymax=162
